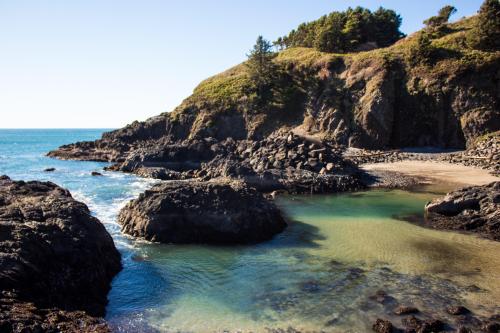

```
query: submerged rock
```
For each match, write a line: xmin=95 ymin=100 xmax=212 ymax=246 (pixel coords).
xmin=91 ymin=171 xmax=103 ymax=176
xmin=118 ymin=180 xmax=286 ymax=244
xmin=446 ymin=306 xmax=469 ymax=316
xmin=372 ymin=318 xmax=394 ymax=333
xmin=425 ymin=182 xmax=499 ymax=241
xmin=43 ymin=167 xmax=55 ymax=172
xmin=394 ymin=305 xmax=419 ymax=315
xmin=402 ymin=315 xmax=445 ymax=333
xmin=0 ymin=175 xmax=121 ymax=331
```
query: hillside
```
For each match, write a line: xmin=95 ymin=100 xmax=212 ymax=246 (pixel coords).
xmin=48 ymin=13 xmax=499 ymax=187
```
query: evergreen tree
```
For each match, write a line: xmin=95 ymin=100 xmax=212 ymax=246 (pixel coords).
xmin=315 ymin=13 xmax=346 ymax=52
xmin=246 ymin=36 xmax=277 ymax=102
xmin=372 ymin=7 xmax=404 ymax=47
xmin=469 ymin=0 xmax=500 ymax=51
xmin=274 ymin=6 xmax=404 ymax=54
xmin=424 ymin=5 xmax=456 ymax=28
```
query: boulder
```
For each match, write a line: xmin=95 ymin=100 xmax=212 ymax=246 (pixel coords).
xmin=425 ymin=182 xmax=499 ymax=241
xmin=394 ymin=306 xmax=419 ymax=315
xmin=0 ymin=175 xmax=121 ymax=330
xmin=372 ymin=318 xmax=394 ymax=333
xmin=118 ymin=180 xmax=286 ymax=244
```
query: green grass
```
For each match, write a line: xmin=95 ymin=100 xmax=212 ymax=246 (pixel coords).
xmin=191 ymin=64 xmax=250 ymax=106
xmin=275 ymin=47 xmax=342 ymax=68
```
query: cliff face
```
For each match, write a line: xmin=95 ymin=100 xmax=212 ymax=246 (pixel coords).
xmin=49 ymin=16 xmax=499 ymax=163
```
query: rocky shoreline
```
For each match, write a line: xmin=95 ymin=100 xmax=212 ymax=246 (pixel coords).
xmin=50 ymin=131 xmax=364 ymax=195
xmin=425 ymin=181 xmax=499 ymax=241
xmin=0 ymin=176 xmax=121 ymax=332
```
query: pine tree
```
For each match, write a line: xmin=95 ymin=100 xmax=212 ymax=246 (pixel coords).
xmin=246 ymin=36 xmax=277 ymax=102
xmin=424 ymin=6 xmax=457 ymax=31
xmin=469 ymin=0 xmax=500 ymax=51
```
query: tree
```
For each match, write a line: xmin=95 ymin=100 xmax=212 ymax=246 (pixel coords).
xmin=315 ymin=13 xmax=346 ymax=52
xmin=407 ymin=33 xmax=435 ymax=65
xmin=246 ymin=36 xmax=277 ymax=102
xmin=468 ymin=0 xmax=500 ymax=51
xmin=275 ymin=6 xmax=403 ymax=54
xmin=273 ymin=37 xmax=285 ymax=51
xmin=424 ymin=5 xmax=457 ymax=29
xmin=372 ymin=7 xmax=404 ymax=47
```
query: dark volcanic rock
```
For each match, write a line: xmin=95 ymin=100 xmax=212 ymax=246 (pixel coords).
xmin=402 ymin=315 xmax=445 ymax=333
xmin=425 ymin=182 xmax=500 ymax=240
xmin=372 ymin=318 xmax=394 ymax=333
xmin=394 ymin=306 xmax=419 ymax=315
xmin=91 ymin=171 xmax=103 ymax=176
xmin=0 ymin=291 xmax=111 ymax=333
xmin=446 ymin=306 xmax=469 ymax=316
xmin=43 ymin=167 xmax=55 ymax=172
xmin=0 ymin=175 xmax=121 ymax=331
xmin=50 ymin=131 xmax=363 ymax=195
xmin=118 ymin=180 xmax=287 ymax=244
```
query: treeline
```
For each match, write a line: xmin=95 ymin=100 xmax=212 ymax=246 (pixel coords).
xmin=410 ymin=0 xmax=500 ymax=65
xmin=275 ymin=6 xmax=404 ymax=53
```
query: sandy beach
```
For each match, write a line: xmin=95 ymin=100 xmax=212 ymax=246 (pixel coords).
xmin=361 ymin=160 xmax=499 ymax=187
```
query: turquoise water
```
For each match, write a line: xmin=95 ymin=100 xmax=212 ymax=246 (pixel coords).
xmin=1 ymin=129 xmax=499 ymax=332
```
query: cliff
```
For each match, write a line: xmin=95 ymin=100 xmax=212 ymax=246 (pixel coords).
xmin=49 ymin=16 xmax=499 ymax=165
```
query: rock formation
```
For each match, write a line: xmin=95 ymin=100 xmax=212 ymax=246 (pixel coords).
xmin=0 ymin=175 xmax=121 ymax=332
xmin=118 ymin=180 xmax=286 ymax=244
xmin=425 ymin=181 xmax=499 ymax=240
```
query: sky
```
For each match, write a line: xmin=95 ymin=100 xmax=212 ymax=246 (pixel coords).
xmin=0 ymin=0 xmax=485 ymax=128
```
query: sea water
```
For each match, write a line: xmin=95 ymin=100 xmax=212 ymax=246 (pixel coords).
xmin=0 ymin=129 xmax=499 ymax=332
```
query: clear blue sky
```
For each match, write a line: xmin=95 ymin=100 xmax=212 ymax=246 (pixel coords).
xmin=0 ymin=0 xmax=484 ymax=128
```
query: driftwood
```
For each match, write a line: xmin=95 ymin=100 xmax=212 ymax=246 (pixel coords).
xmin=348 ymin=151 xmax=398 ymax=158
xmin=462 ymin=155 xmax=493 ymax=160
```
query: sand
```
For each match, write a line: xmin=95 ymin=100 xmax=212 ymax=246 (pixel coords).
xmin=361 ymin=160 xmax=499 ymax=187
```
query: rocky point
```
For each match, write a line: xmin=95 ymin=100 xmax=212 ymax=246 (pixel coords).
xmin=0 ymin=175 xmax=121 ymax=332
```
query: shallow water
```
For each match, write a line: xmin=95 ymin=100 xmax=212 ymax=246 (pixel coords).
xmin=0 ymin=129 xmax=499 ymax=332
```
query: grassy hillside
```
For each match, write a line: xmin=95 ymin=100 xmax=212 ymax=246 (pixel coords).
xmin=84 ymin=11 xmax=498 ymax=152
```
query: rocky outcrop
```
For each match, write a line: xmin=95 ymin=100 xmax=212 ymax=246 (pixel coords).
xmin=118 ymin=180 xmax=286 ymax=244
xmin=425 ymin=181 xmax=499 ymax=240
xmin=0 ymin=175 xmax=121 ymax=331
xmin=100 ymin=132 xmax=363 ymax=194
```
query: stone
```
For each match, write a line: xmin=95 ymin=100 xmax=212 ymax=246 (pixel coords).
xmin=372 ymin=318 xmax=394 ymax=333
xmin=446 ymin=306 xmax=469 ymax=316
xmin=0 ymin=175 xmax=121 ymax=330
xmin=118 ymin=180 xmax=287 ymax=244
xmin=394 ymin=306 xmax=419 ymax=315
xmin=43 ymin=167 xmax=55 ymax=172
xmin=91 ymin=171 xmax=103 ymax=176
xmin=425 ymin=182 xmax=500 ymax=241
xmin=402 ymin=316 xmax=444 ymax=333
